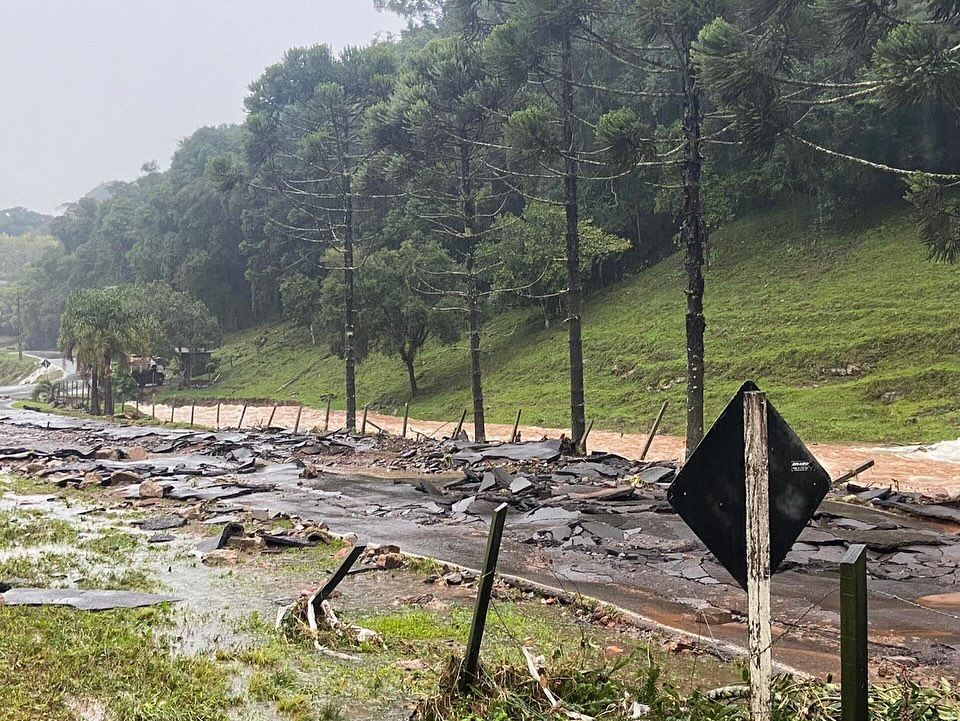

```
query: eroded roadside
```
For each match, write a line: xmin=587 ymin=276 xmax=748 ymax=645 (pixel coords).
xmin=0 ymin=473 xmax=743 ymax=721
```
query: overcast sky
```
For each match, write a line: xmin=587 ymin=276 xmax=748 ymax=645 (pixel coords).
xmin=0 ymin=1 xmax=405 ymax=215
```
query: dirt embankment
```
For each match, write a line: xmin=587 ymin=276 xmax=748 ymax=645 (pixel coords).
xmin=141 ymin=400 xmax=960 ymax=495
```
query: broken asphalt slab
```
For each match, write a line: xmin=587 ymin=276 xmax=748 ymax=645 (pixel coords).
xmin=2 ymin=588 xmax=180 ymax=610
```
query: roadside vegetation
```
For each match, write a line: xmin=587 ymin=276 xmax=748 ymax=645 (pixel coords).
xmin=0 ymin=351 xmax=35 ymax=385
xmin=172 ymin=203 xmax=960 ymax=445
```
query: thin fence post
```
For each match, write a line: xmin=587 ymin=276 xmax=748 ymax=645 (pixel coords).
xmin=640 ymin=400 xmax=670 ymax=461
xmin=216 ymin=402 xmax=221 ymax=429
xmin=402 ymin=402 xmax=409 ymax=439
xmin=237 ymin=403 xmax=248 ymax=429
xmin=189 ymin=404 xmax=195 ymax=428
xmin=293 ymin=404 xmax=303 ymax=434
xmin=169 ymin=403 xmax=175 ymax=424
xmin=460 ymin=502 xmax=509 ymax=691
xmin=841 ymin=544 xmax=868 ymax=721
xmin=360 ymin=405 xmax=369 ymax=435
xmin=267 ymin=404 xmax=278 ymax=428
xmin=453 ymin=408 xmax=467 ymax=440
xmin=744 ymin=391 xmax=771 ymax=721
xmin=579 ymin=419 xmax=594 ymax=454
xmin=324 ymin=396 xmax=332 ymax=432
xmin=152 ymin=401 xmax=156 ymax=421
xmin=511 ymin=408 xmax=522 ymax=444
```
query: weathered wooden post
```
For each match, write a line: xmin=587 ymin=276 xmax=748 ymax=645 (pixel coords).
xmin=215 ymin=402 xmax=221 ymax=429
xmin=169 ymin=403 xmax=175 ymax=423
xmin=460 ymin=502 xmax=509 ymax=691
xmin=293 ymin=404 xmax=303 ymax=434
xmin=453 ymin=408 xmax=467 ymax=440
xmin=744 ymin=390 xmax=771 ymax=721
xmin=579 ymin=419 xmax=594 ymax=453
xmin=841 ymin=544 xmax=868 ymax=721
xmin=151 ymin=401 xmax=156 ymax=421
xmin=324 ymin=396 xmax=332 ymax=432
xmin=402 ymin=402 xmax=409 ymax=439
xmin=640 ymin=400 xmax=669 ymax=461
xmin=267 ymin=404 xmax=278 ymax=428
xmin=237 ymin=403 xmax=248 ymax=429
xmin=510 ymin=408 xmax=522 ymax=443
xmin=189 ymin=404 xmax=195 ymax=428
xmin=360 ymin=405 xmax=369 ymax=435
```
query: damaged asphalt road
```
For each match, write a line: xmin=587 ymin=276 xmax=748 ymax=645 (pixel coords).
xmin=4 ymin=403 xmax=960 ymax=679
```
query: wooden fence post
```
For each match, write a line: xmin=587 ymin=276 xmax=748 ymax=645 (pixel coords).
xmin=267 ymin=404 xmax=278 ymax=428
xmin=460 ymin=502 xmax=509 ymax=691
xmin=189 ymin=404 xmax=195 ymax=428
xmin=402 ymin=402 xmax=409 ymax=439
xmin=324 ymin=396 xmax=332 ymax=432
xmin=216 ymin=402 xmax=221 ymax=429
xmin=511 ymin=408 xmax=522 ymax=444
xmin=151 ymin=401 xmax=156 ymax=421
xmin=237 ymin=403 xmax=247 ymax=429
xmin=293 ymin=404 xmax=303 ymax=434
xmin=360 ymin=405 xmax=369 ymax=435
xmin=640 ymin=400 xmax=669 ymax=461
xmin=169 ymin=403 xmax=175 ymax=424
xmin=841 ymin=544 xmax=868 ymax=721
xmin=744 ymin=391 xmax=771 ymax=721
xmin=453 ymin=408 xmax=467 ymax=440
xmin=579 ymin=419 xmax=594 ymax=454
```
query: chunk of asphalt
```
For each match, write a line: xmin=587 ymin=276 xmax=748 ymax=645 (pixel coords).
xmin=2 ymin=588 xmax=179 ymax=611
xmin=138 ymin=515 xmax=187 ymax=531
xmin=193 ymin=522 xmax=245 ymax=553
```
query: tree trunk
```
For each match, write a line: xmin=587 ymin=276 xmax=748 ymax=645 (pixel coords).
xmin=561 ymin=30 xmax=586 ymax=449
xmin=102 ymin=358 xmax=114 ymax=417
xmin=343 ymin=175 xmax=358 ymax=433
xmin=681 ymin=47 xmax=707 ymax=457
xmin=90 ymin=370 xmax=101 ymax=416
xmin=466 ymin=255 xmax=485 ymax=443
xmin=402 ymin=353 xmax=418 ymax=396
xmin=461 ymin=141 xmax=486 ymax=443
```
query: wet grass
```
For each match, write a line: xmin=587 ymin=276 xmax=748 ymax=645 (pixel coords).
xmin=0 ymin=606 xmax=237 ymax=721
xmin=218 ymin=582 xmax=739 ymax=721
xmin=0 ymin=508 xmax=79 ymax=548
xmin=173 ymin=201 xmax=960 ymax=444
xmin=0 ymin=476 xmax=236 ymax=719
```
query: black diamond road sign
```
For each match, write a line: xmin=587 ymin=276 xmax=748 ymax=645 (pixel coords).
xmin=667 ymin=381 xmax=830 ymax=590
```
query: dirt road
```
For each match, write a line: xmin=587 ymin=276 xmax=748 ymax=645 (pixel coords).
xmin=145 ymin=401 xmax=960 ymax=494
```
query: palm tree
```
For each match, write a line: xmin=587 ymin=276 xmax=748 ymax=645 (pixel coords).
xmin=58 ymin=287 xmax=151 ymax=416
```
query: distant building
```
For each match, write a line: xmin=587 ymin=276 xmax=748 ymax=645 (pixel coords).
xmin=176 ymin=348 xmax=213 ymax=381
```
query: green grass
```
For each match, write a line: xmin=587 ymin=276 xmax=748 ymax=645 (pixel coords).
xmin=0 ymin=606 xmax=236 ymax=721
xmin=0 ymin=476 xmax=235 ymax=719
xmin=170 ymin=201 xmax=960 ymax=444
xmin=0 ymin=351 xmax=35 ymax=385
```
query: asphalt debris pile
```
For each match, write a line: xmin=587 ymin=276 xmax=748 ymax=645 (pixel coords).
xmin=403 ymin=438 xmax=677 ymax=518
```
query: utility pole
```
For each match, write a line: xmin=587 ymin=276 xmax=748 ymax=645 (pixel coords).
xmin=16 ymin=290 xmax=23 ymax=361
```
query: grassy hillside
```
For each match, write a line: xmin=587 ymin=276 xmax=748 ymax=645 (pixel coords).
xmin=0 ymin=353 xmax=35 ymax=385
xmin=174 ymin=202 xmax=960 ymax=444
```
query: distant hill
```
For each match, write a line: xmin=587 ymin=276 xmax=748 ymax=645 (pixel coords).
xmin=170 ymin=201 xmax=960 ymax=445
xmin=0 ymin=207 xmax=53 ymax=236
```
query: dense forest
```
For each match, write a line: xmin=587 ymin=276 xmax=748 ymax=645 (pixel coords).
xmin=3 ymin=0 xmax=959 ymax=444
